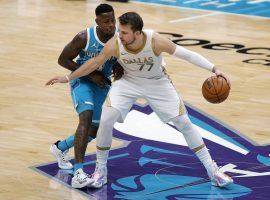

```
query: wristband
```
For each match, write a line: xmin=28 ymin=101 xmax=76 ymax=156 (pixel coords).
xmin=65 ymin=75 xmax=70 ymax=82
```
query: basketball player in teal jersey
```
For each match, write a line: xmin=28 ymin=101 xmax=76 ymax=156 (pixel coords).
xmin=49 ymin=4 xmax=118 ymax=188
xmin=47 ymin=12 xmax=233 ymax=189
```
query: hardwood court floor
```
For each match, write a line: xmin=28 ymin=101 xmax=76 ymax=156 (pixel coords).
xmin=0 ymin=0 xmax=269 ymax=199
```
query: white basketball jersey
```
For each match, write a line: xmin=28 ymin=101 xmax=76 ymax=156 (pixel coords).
xmin=116 ymin=29 xmax=166 ymax=79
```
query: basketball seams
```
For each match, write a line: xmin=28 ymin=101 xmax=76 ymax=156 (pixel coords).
xmin=218 ymin=78 xmax=230 ymax=98
xmin=202 ymin=77 xmax=217 ymax=95
xmin=202 ymin=76 xmax=230 ymax=104
xmin=202 ymin=83 xmax=216 ymax=96
xmin=217 ymin=90 xmax=230 ymax=101
xmin=210 ymin=77 xmax=221 ymax=102
xmin=218 ymin=77 xmax=224 ymax=94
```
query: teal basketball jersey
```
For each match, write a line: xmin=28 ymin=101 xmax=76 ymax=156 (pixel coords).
xmin=76 ymin=26 xmax=116 ymax=79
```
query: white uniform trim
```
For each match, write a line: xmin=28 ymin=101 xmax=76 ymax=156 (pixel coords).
xmin=84 ymin=101 xmax=94 ymax=105
xmin=84 ymin=27 xmax=91 ymax=51
xmin=94 ymin=26 xmax=106 ymax=46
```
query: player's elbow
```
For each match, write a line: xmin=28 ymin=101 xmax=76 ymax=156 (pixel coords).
xmin=58 ymin=56 xmax=63 ymax=66
xmin=58 ymin=56 xmax=65 ymax=67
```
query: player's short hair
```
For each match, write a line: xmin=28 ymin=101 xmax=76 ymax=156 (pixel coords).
xmin=95 ymin=4 xmax=114 ymax=16
xmin=119 ymin=12 xmax=143 ymax=32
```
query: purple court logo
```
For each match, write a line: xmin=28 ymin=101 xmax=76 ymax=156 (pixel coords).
xmin=33 ymin=103 xmax=270 ymax=199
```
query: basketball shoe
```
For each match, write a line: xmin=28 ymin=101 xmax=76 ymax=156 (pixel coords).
xmin=208 ymin=162 xmax=233 ymax=187
xmin=72 ymin=169 xmax=94 ymax=188
xmin=89 ymin=164 xmax=107 ymax=188
xmin=50 ymin=142 xmax=73 ymax=170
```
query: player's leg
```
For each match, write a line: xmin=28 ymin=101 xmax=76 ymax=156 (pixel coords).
xmin=90 ymin=78 xmax=140 ymax=188
xmin=50 ymin=79 xmax=94 ymax=188
xmin=71 ymin=109 xmax=97 ymax=188
xmin=89 ymin=105 xmax=121 ymax=188
xmin=50 ymin=82 xmax=107 ymax=170
xmin=50 ymin=79 xmax=93 ymax=169
xmin=171 ymin=114 xmax=233 ymax=187
xmin=52 ymin=132 xmax=94 ymax=156
xmin=146 ymin=78 xmax=233 ymax=187
xmin=50 ymin=128 xmax=94 ymax=170
xmin=71 ymin=80 xmax=102 ymax=188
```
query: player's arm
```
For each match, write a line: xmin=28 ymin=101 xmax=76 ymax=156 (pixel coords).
xmin=58 ymin=30 xmax=107 ymax=86
xmin=153 ymin=32 xmax=230 ymax=84
xmin=153 ymin=32 xmax=214 ymax=71
xmin=58 ymin=30 xmax=86 ymax=71
xmin=46 ymin=36 xmax=117 ymax=85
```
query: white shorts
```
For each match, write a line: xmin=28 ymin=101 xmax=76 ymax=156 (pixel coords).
xmin=106 ymin=75 xmax=186 ymax=123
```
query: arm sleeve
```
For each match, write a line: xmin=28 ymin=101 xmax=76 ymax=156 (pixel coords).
xmin=173 ymin=45 xmax=214 ymax=71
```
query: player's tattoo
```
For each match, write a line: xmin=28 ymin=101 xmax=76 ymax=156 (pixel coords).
xmin=74 ymin=111 xmax=92 ymax=163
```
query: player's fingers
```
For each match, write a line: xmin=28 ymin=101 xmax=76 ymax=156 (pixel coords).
xmin=218 ymin=73 xmax=231 ymax=88
xmin=45 ymin=80 xmax=53 ymax=86
xmin=217 ymin=73 xmax=226 ymax=80
xmin=226 ymin=77 xmax=231 ymax=88
xmin=45 ymin=78 xmax=57 ymax=86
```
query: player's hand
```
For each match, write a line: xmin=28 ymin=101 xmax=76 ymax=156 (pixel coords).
xmin=46 ymin=76 xmax=68 ymax=85
xmin=89 ymin=71 xmax=106 ymax=87
xmin=112 ymin=62 xmax=124 ymax=81
xmin=212 ymin=67 xmax=231 ymax=87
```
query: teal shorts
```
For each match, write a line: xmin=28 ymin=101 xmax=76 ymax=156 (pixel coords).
xmin=70 ymin=77 xmax=109 ymax=125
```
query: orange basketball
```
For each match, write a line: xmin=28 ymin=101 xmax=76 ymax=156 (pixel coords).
xmin=202 ymin=76 xmax=230 ymax=104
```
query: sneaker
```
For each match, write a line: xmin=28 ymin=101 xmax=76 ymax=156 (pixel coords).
xmin=71 ymin=169 xmax=94 ymax=188
xmin=208 ymin=162 xmax=233 ymax=187
xmin=89 ymin=165 xmax=107 ymax=188
xmin=50 ymin=142 xmax=73 ymax=170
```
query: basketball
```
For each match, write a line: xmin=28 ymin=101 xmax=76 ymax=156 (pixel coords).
xmin=202 ymin=76 xmax=230 ymax=104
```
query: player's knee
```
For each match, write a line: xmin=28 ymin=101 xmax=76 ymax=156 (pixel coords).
xmin=171 ymin=114 xmax=192 ymax=132
xmin=100 ymin=107 xmax=120 ymax=127
xmin=78 ymin=110 xmax=93 ymax=132
xmin=89 ymin=132 xmax=97 ymax=139
xmin=88 ymin=126 xmax=98 ymax=139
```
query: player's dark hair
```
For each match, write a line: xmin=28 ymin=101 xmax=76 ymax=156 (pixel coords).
xmin=95 ymin=4 xmax=114 ymax=16
xmin=119 ymin=12 xmax=143 ymax=32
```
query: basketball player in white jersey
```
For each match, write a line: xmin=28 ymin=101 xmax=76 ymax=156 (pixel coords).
xmin=46 ymin=12 xmax=233 ymax=188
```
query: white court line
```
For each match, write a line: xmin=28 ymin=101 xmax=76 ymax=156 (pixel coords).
xmin=160 ymin=0 xmax=176 ymax=3
xmin=169 ymin=12 xmax=220 ymax=23
xmin=132 ymin=1 xmax=270 ymax=20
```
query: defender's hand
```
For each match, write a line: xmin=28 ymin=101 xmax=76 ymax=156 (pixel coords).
xmin=46 ymin=76 xmax=69 ymax=85
xmin=112 ymin=62 xmax=124 ymax=81
xmin=89 ymin=71 xmax=106 ymax=87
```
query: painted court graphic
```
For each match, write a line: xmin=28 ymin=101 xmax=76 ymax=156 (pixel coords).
xmin=133 ymin=0 xmax=270 ymax=18
xmin=32 ymin=104 xmax=270 ymax=199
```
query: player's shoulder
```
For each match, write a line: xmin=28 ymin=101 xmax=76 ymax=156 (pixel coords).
xmin=68 ymin=29 xmax=88 ymax=49
xmin=142 ymin=29 xmax=160 ymax=40
xmin=143 ymin=29 xmax=156 ymax=36
xmin=107 ymin=34 xmax=118 ymax=45
xmin=75 ymin=29 xmax=87 ymax=42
